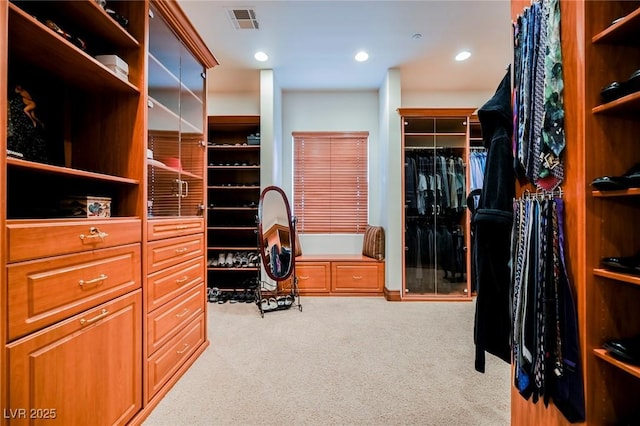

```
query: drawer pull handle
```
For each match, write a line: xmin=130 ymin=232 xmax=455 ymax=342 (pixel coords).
xmin=79 ymin=227 xmax=108 ymax=242
xmin=352 ymin=275 xmax=363 ymax=280
xmin=299 ymin=275 xmax=310 ymax=280
xmin=175 ymin=225 xmax=188 ymax=230
xmin=176 ymin=275 xmax=189 ymax=284
xmin=175 ymin=247 xmax=189 ymax=254
xmin=80 ymin=309 xmax=109 ymax=325
xmin=176 ymin=308 xmax=190 ymax=318
xmin=79 ymin=274 xmax=108 ymax=287
xmin=176 ymin=343 xmax=190 ymax=354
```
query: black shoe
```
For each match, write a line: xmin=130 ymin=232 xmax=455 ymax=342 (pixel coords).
xmin=601 ymin=251 xmax=640 ymax=274
xmin=603 ymin=335 xmax=640 ymax=365
xmin=591 ymin=163 xmax=640 ymax=190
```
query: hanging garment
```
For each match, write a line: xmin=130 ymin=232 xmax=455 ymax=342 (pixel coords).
xmin=472 ymin=68 xmax=516 ymax=373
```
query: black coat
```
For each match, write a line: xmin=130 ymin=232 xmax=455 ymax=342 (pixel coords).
xmin=472 ymin=69 xmax=515 ymax=373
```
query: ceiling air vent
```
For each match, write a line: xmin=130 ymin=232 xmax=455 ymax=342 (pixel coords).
xmin=227 ymin=8 xmax=259 ymax=30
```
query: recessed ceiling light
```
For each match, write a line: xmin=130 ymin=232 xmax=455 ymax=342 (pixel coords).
xmin=355 ymin=51 xmax=369 ymax=62
xmin=254 ymin=51 xmax=269 ymax=62
xmin=455 ymin=51 xmax=471 ymax=61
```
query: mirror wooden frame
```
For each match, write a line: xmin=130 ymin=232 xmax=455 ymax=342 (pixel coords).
xmin=258 ymin=185 xmax=296 ymax=281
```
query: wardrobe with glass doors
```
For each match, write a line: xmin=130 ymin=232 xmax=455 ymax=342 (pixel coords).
xmin=400 ymin=108 xmax=475 ymax=300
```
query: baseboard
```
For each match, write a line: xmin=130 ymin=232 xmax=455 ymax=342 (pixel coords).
xmin=383 ymin=287 xmax=401 ymax=301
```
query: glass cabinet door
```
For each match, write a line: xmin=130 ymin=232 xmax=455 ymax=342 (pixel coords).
xmin=403 ymin=115 xmax=469 ymax=298
xmin=177 ymin=43 xmax=205 ymax=217
xmin=147 ymin=4 xmax=205 ymax=218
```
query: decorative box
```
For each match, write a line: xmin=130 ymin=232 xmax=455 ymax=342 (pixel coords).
xmin=60 ymin=196 xmax=111 ymax=218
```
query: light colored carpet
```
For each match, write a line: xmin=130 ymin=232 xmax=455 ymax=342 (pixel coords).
xmin=143 ymin=297 xmax=511 ymax=426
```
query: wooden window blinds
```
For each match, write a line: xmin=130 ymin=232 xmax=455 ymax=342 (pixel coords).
xmin=293 ymin=131 xmax=369 ymax=234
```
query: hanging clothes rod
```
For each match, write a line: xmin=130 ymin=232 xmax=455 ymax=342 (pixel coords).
xmin=520 ymin=187 xmax=564 ymax=200
xmin=405 ymin=146 xmax=464 ymax=150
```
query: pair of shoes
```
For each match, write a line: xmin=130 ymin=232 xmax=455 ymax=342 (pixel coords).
xmin=247 ymin=252 xmax=260 ymax=267
xmin=603 ymin=335 xmax=640 ymax=366
xmin=600 ymin=69 xmax=640 ymax=104
xmin=207 ymin=258 xmax=218 ymax=267
xmin=601 ymin=251 xmax=640 ymax=274
xmin=260 ymin=297 xmax=279 ymax=312
xmin=207 ymin=287 xmax=220 ymax=303
xmin=591 ymin=163 xmax=640 ymax=191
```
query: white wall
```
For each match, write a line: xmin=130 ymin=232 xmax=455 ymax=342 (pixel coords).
xmin=281 ymin=90 xmax=380 ymax=255
xmin=379 ymin=69 xmax=403 ymax=291
xmin=207 ymin=76 xmax=490 ymax=291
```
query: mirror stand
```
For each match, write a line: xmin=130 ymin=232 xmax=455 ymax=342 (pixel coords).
xmin=256 ymin=186 xmax=302 ymax=317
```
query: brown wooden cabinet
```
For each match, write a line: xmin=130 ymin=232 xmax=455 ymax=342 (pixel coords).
xmin=7 ymin=291 xmax=143 ymax=426
xmin=141 ymin=0 xmax=216 ymax=415
xmin=1 ymin=1 xmax=216 ymax=424
xmin=509 ymin=1 xmax=640 ymax=425
xmin=295 ymin=255 xmax=384 ymax=295
xmin=398 ymin=108 xmax=475 ymax=301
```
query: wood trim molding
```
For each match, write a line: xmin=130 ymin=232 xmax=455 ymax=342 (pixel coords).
xmin=383 ymin=287 xmax=401 ymax=301
xmin=397 ymin=107 xmax=477 ymax=117
xmin=152 ymin=0 xmax=218 ymax=68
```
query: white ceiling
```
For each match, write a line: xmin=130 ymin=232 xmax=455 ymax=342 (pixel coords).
xmin=178 ymin=0 xmax=513 ymax=93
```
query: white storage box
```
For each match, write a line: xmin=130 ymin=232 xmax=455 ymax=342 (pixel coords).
xmin=95 ymin=54 xmax=129 ymax=75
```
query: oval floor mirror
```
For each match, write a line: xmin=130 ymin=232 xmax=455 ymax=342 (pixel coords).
xmin=257 ymin=186 xmax=302 ymax=316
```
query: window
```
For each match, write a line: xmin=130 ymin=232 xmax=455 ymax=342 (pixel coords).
xmin=293 ymin=131 xmax=368 ymax=234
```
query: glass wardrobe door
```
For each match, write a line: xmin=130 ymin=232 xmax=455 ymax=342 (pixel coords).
xmin=147 ymin=4 xmax=181 ymax=217
xmin=432 ymin=117 xmax=468 ymax=296
xmin=177 ymin=43 xmax=205 ymax=217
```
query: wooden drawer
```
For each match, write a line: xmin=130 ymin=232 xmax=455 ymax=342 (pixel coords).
xmin=146 ymin=233 xmax=204 ymax=274
xmin=296 ymin=261 xmax=330 ymax=293
xmin=7 ymin=291 xmax=142 ymax=426
xmin=7 ymin=218 xmax=141 ymax=262
xmin=332 ymin=262 xmax=384 ymax=293
xmin=147 ymin=256 xmax=205 ymax=313
xmin=147 ymin=217 xmax=205 ymax=241
xmin=147 ymin=284 xmax=204 ymax=355
xmin=147 ymin=314 xmax=205 ymax=399
xmin=7 ymin=243 xmax=141 ymax=341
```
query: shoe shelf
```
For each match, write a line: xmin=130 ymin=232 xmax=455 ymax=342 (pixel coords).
xmin=592 ymin=188 xmax=640 ymax=197
xmin=207 ymin=115 xmax=261 ymax=290
xmin=592 ymin=6 xmax=640 ymax=45
xmin=594 ymin=348 xmax=640 ymax=380
xmin=593 ymin=268 xmax=640 ymax=286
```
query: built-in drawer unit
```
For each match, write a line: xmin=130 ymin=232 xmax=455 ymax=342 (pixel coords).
xmin=295 ymin=261 xmax=331 ymax=293
xmin=147 ymin=284 xmax=204 ymax=355
xmin=294 ymin=255 xmax=385 ymax=295
xmin=7 ymin=291 xmax=142 ymax=426
xmin=332 ymin=262 xmax=383 ymax=293
xmin=7 ymin=218 xmax=141 ymax=262
xmin=146 ymin=314 xmax=206 ymax=398
xmin=147 ymin=256 xmax=205 ymax=312
xmin=147 ymin=217 xmax=205 ymax=241
xmin=7 ymin=243 xmax=141 ymax=340
xmin=146 ymin=233 xmax=204 ymax=274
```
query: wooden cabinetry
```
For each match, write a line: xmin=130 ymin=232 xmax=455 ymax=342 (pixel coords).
xmin=7 ymin=292 xmax=142 ymax=426
xmin=207 ymin=115 xmax=261 ymax=291
xmin=1 ymin=1 xmax=147 ymax=424
xmin=295 ymin=255 xmax=384 ymax=295
xmin=142 ymin=0 xmax=216 ymax=413
xmin=580 ymin=3 xmax=640 ymax=424
xmin=509 ymin=1 xmax=640 ymax=424
xmin=398 ymin=108 xmax=475 ymax=301
xmin=1 ymin=1 xmax=216 ymax=424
